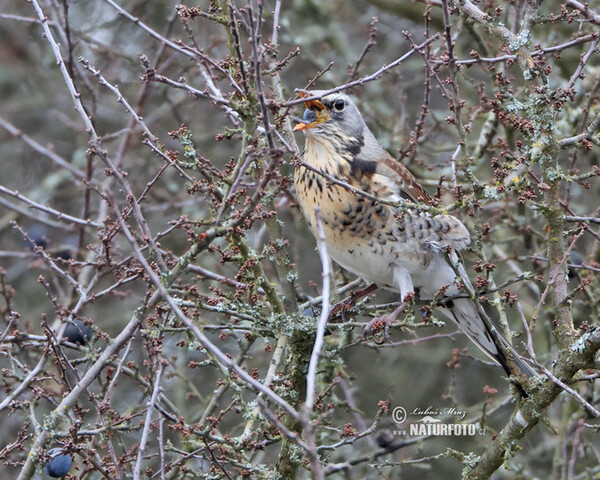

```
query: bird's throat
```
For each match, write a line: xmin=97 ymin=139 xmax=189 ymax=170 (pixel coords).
xmin=303 ymin=135 xmax=352 ymax=179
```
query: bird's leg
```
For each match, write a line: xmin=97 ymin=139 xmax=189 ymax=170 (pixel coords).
xmin=364 ymin=301 xmax=408 ymax=344
xmin=328 ymin=283 xmax=378 ymax=321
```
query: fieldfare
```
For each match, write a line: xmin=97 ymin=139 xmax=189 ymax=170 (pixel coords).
xmin=293 ymin=89 xmax=535 ymax=384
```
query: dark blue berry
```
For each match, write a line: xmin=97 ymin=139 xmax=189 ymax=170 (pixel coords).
xmin=43 ymin=448 xmax=72 ymax=478
xmin=64 ymin=320 xmax=92 ymax=345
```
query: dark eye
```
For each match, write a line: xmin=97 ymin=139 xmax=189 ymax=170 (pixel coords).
xmin=333 ymin=99 xmax=345 ymax=111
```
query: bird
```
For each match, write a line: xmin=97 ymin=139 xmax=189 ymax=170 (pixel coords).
xmin=292 ymin=88 xmax=535 ymax=387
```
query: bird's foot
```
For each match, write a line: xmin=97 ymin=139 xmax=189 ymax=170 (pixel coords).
xmin=364 ymin=302 xmax=407 ymax=344
xmin=328 ymin=283 xmax=378 ymax=322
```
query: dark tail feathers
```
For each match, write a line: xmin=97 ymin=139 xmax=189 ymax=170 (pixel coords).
xmin=442 ymin=297 xmax=536 ymax=395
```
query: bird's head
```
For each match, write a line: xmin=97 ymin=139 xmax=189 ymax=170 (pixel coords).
xmin=293 ymin=89 xmax=367 ymax=139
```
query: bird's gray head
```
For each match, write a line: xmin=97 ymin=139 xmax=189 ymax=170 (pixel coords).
xmin=293 ymin=89 xmax=366 ymax=139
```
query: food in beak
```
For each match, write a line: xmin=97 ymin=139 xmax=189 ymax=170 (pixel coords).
xmin=293 ymin=91 xmax=329 ymax=131
xmin=303 ymin=108 xmax=317 ymax=123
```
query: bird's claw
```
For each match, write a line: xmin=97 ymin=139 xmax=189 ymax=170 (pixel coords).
xmin=363 ymin=318 xmax=392 ymax=344
xmin=363 ymin=303 xmax=407 ymax=344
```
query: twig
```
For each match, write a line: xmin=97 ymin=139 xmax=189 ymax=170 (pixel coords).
xmin=304 ymin=208 xmax=331 ymax=415
xmin=102 ymin=0 xmax=241 ymax=124
xmin=106 ymin=191 xmax=301 ymax=421
xmin=282 ymin=34 xmax=441 ymax=107
xmin=0 ymin=196 xmax=73 ymax=231
xmin=0 ymin=117 xmax=88 ymax=180
xmin=516 ymin=302 xmax=536 ymax=361
xmin=246 ymin=1 xmax=276 ymax=151
xmin=304 ymin=61 xmax=335 ymax=90
xmin=133 ymin=363 xmax=166 ymax=480
xmin=538 ymin=365 xmax=600 ymax=417
xmin=0 ymin=186 xmax=101 ymax=228
xmin=566 ymin=0 xmax=600 ymax=25
xmin=431 ymin=33 xmax=600 ymax=66
xmin=565 ymin=37 xmax=600 ymax=92
xmin=347 ymin=17 xmax=378 ymax=81
xmin=531 ymin=229 xmax=585 ymax=327
xmin=15 ymin=312 xmax=143 ymax=480
xmin=464 ymin=329 xmax=600 ymax=479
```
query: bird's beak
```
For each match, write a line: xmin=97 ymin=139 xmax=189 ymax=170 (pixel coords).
xmin=293 ymin=89 xmax=329 ymax=131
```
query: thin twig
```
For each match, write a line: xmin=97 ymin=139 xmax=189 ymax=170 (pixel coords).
xmin=133 ymin=363 xmax=166 ymax=480
xmin=282 ymin=34 xmax=441 ymax=107
xmin=0 ymin=186 xmax=101 ymax=228
xmin=538 ymin=364 xmax=600 ymax=417
xmin=304 ymin=208 xmax=331 ymax=415
xmin=107 ymin=191 xmax=301 ymax=421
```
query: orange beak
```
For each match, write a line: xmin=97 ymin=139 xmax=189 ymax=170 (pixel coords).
xmin=293 ymin=89 xmax=329 ymax=131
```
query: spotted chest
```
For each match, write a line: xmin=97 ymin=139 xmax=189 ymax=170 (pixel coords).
xmin=295 ymin=167 xmax=434 ymax=286
xmin=295 ymin=167 xmax=396 ymax=285
xmin=295 ymin=166 xmax=390 ymax=239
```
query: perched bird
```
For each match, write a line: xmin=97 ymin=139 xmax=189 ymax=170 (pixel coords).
xmin=293 ymin=89 xmax=535 ymax=385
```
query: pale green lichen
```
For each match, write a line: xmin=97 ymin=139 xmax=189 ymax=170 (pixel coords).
xmin=571 ymin=332 xmax=592 ymax=353
xmin=212 ymin=302 xmax=227 ymax=312
xmin=460 ymin=452 xmax=481 ymax=476
xmin=544 ymin=166 xmax=563 ymax=182
xmin=509 ymin=29 xmax=530 ymax=52
xmin=253 ymin=465 xmax=282 ymax=480
xmin=243 ymin=400 xmax=262 ymax=420
xmin=286 ymin=271 xmax=298 ymax=283
xmin=505 ymin=99 xmax=524 ymax=114
xmin=523 ymin=69 xmax=534 ymax=80
xmin=483 ymin=185 xmax=500 ymax=200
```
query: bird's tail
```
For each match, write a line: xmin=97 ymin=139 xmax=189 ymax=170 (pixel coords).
xmin=439 ymin=297 xmax=537 ymax=383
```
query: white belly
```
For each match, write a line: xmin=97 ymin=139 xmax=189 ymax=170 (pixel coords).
xmin=327 ymin=237 xmax=459 ymax=300
xmin=327 ymin=240 xmax=396 ymax=288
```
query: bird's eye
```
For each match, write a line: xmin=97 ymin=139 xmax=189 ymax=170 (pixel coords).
xmin=333 ymin=99 xmax=345 ymax=111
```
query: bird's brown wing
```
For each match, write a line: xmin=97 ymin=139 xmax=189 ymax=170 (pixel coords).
xmin=369 ymin=154 xmax=431 ymax=204
xmin=361 ymin=154 xmax=471 ymax=252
